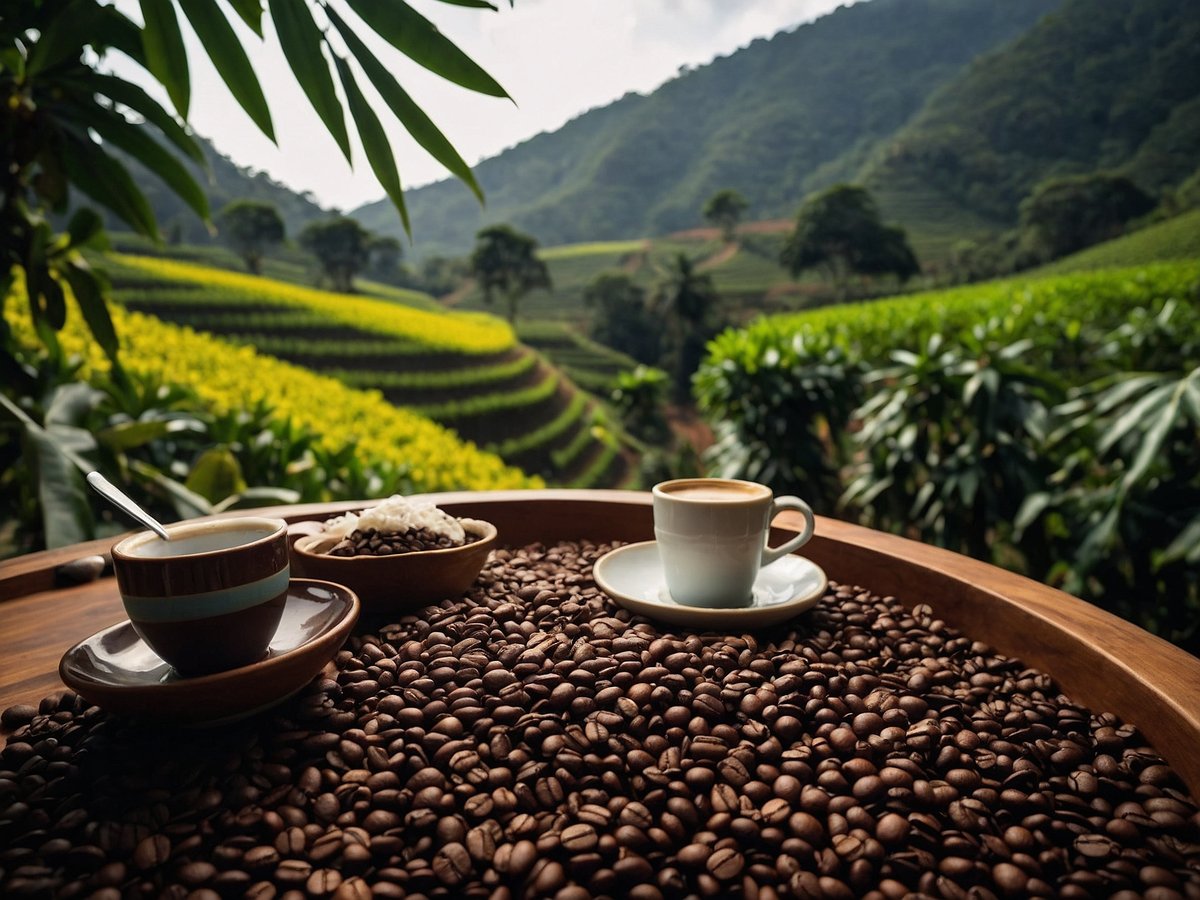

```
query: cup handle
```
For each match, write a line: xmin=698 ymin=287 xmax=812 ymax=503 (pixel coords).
xmin=761 ymin=496 xmax=815 ymax=567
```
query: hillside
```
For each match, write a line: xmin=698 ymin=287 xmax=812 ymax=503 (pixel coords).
xmin=100 ymin=133 xmax=330 ymax=244
xmin=354 ymin=0 xmax=1058 ymax=258
xmin=864 ymin=0 xmax=1200 ymax=239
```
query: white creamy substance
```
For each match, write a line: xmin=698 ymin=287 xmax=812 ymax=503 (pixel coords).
xmin=322 ymin=495 xmax=466 ymax=542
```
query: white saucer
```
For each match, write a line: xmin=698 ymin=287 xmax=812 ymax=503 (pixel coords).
xmin=593 ymin=541 xmax=827 ymax=629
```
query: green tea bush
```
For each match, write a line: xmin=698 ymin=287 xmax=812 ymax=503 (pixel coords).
xmin=697 ymin=262 xmax=1200 ymax=650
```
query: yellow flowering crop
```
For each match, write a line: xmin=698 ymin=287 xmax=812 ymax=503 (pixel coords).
xmin=10 ymin=283 xmax=539 ymax=492
xmin=112 ymin=255 xmax=515 ymax=354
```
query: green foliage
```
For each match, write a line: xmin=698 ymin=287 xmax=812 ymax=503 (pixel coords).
xmin=780 ymin=185 xmax=920 ymax=294
xmin=300 ymin=217 xmax=371 ymax=293
xmin=866 ymin=0 xmax=1200 ymax=230
xmin=356 ymin=0 xmax=1057 ymax=257
xmin=703 ymin=189 xmax=749 ymax=242
xmin=216 ymin=200 xmax=285 ymax=275
xmin=583 ymin=273 xmax=660 ymax=366
xmin=470 ymin=224 xmax=552 ymax=324
xmin=1034 ymin=209 xmax=1200 ymax=275
xmin=1019 ymin=173 xmax=1156 ymax=261
xmin=698 ymin=262 xmax=1200 ymax=651
xmin=611 ymin=366 xmax=670 ymax=445
xmin=651 ymin=254 xmax=720 ymax=403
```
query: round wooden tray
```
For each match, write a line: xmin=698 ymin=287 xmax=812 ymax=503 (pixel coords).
xmin=3 ymin=489 xmax=1198 ymax=792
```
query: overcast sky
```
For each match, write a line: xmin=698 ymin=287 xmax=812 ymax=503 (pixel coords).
xmin=113 ymin=1 xmax=860 ymax=211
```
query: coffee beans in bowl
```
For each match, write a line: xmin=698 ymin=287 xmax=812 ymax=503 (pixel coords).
xmin=289 ymin=495 xmax=496 ymax=611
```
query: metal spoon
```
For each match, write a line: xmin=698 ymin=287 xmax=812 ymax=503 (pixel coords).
xmin=86 ymin=472 xmax=171 ymax=541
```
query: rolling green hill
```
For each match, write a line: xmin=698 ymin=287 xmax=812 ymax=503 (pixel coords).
xmin=864 ymin=0 xmax=1200 ymax=239
xmin=355 ymin=0 xmax=1058 ymax=258
xmin=1032 ymin=208 xmax=1200 ymax=274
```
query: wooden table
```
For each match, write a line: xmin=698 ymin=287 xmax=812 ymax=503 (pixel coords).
xmin=3 ymin=489 xmax=1199 ymax=794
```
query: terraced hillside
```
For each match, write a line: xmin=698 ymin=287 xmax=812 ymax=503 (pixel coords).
xmin=106 ymin=256 xmax=636 ymax=489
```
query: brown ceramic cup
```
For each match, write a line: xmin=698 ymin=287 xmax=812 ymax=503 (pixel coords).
xmin=111 ymin=517 xmax=290 ymax=677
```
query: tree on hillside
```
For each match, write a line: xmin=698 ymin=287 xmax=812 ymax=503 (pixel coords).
xmin=584 ymin=273 xmax=660 ymax=365
xmin=217 ymin=201 xmax=285 ymax=276
xmin=470 ymin=225 xmax=552 ymax=324
xmin=704 ymin=189 xmax=749 ymax=242
xmin=300 ymin=217 xmax=371 ymax=293
xmin=781 ymin=184 xmax=919 ymax=297
xmin=366 ymin=235 xmax=404 ymax=283
xmin=1019 ymin=173 xmax=1156 ymax=260
xmin=1 ymin=2 xmax=506 ymax=377
xmin=652 ymin=254 xmax=719 ymax=403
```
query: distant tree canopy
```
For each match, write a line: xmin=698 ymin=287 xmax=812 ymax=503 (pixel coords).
xmin=469 ymin=225 xmax=552 ymax=324
xmin=216 ymin=200 xmax=284 ymax=276
xmin=781 ymin=184 xmax=919 ymax=294
xmin=1019 ymin=173 xmax=1156 ymax=259
xmin=300 ymin=217 xmax=371 ymax=293
xmin=652 ymin=253 xmax=719 ymax=402
xmin=584 ymin=273 xmax=660 ymax=366
xmin=703 ymin=189 xmax=749 ymax=242
xmin=365 ymin=235 xmax=403 ymax=282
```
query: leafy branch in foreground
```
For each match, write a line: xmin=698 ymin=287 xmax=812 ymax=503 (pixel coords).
xmin=2 ymin=0 xmax=510 ymax=371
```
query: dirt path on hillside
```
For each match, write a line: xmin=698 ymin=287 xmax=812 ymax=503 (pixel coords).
xmin=440 ymin=277 xmax=476 ymax=308
xmin=696 ymin=241 xmax=739 ymax=273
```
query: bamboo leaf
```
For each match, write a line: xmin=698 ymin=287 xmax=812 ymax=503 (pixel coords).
xmin=91 ymin=7 xmax=149 ymax=67
xmin=332 ymin=54 xmax=410 ymax=236
xmin=87 ymin=74 xmax=205 ymax=164
xmin=269 ymin=0 xmax=351 ymax=161
xmin=226 ymin=0 xmax=264 ymax=36
xmin=178 ymin=0 xmax=275 ymax=140
xmin=139 ymin=0 xmax=191 ymax=118
xmin=26 ymin=426 xmax=95 ymax=548
xmin=326 ymin=6 xmax=484 ymax=203
xmin=72 ymin=103 xmax=209 ymax=222
xmin=345 ymin=0 xmax=509 ymax=98
xmin=432 ymin=0 xmax=499 ymax=9
xmin=62 ymin=138 xmax=158 ymax=239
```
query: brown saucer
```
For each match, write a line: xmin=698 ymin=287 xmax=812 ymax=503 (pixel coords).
xmin=58 ymin=579 xmax=359 ymax=725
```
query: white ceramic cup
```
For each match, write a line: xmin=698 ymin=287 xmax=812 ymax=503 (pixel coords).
xmin=652 ymin=478 xmax=815 ymax=608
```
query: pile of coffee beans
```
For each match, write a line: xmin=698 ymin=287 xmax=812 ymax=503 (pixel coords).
xmin=2 ymin=540 xmax=1199 ymax=899
xmin=327 ymin=527 xmax=475 ymax=557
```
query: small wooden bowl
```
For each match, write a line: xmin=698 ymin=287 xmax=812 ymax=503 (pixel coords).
xmin=289 ymin=518 xmax=497 ymax=612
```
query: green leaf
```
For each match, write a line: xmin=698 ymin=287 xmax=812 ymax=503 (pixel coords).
xmin=345 ymin=0 xmax=509 ymax=98
xmin=73 ymin=103 xmax=209 ymax=222
xmin=1098 ymin=382 xmax=1171 ymax=454
xmin=26 ymin=426 xmax=95 ymax=548
xmin=326 ymin=6 xmax=484 ymax=204
xmin=333 ymin=54 xmax=410 ymax=237
xmin=61 ymin=132 xmax=159 ymax=239
xmin=432 ymin=0 xmax=499 ymax=9
xmin=178 ymin=0 xmax=275 ymax=141
xmin=1121 ymin=385 xmax=1181 ymax=490
xmin=41 ymin=277 xmax=68 ymax=331
xmin=1160 ymin=513 xmax=1200 ymax=566
xmin=91 ymin=7 xmax=149 ymax=67
xmin=213 ymin=486 xmax=301 ymax=512
xmin=95 ymin=419 xmax=172 ymax=451
xmin=226 ymin=0 xmax=264 ymax=36
xmin=139 ymin=0 xmax=191 ymax=118
xmin=186 ymin=447 xmax=247 ymax=503
xmin=65 ymin=208 xmax=106 ymax=249
xmin=269 ymin=0 xmax=351 ymax=161
xmin=44 ymin=382 xmax=101 ymax=430
xmin=85 ymin=74 xmax=205 ymax=165
xmin=27 ymin=0 xmax=110 ymax=74
xmin=63 ymin=258 xmax=120 ymax=363
xmin=130 ymin=460 xmax=213 ymax=519
xmin=1014 ymin=491 xmax=1053 ymax=538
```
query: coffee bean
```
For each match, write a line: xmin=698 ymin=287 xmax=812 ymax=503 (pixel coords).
xmin=707 ymin=847 xmax=744 ymax=880
xmin=433 ymin=842 xmax=471 ymax=886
